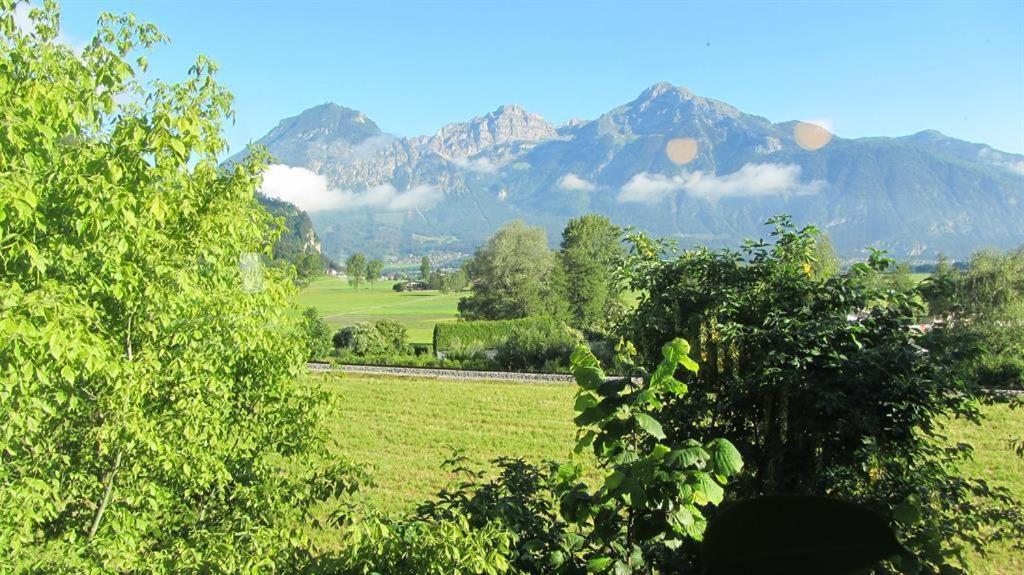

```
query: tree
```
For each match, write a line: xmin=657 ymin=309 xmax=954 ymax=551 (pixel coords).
xmin=300 ymin=307 xmax=332 ymax=360
xmin=553 ymin=214 xmax=624 ymax=333
xmin=420 ymin=255 xmax=432 ymax=283
xmin=366 ymin=259 xmax=384 ymax=288
xmin=457 ymin=220 xmax=559 ymax=320
xmin=346 ymin=252 xmax=367 ymax=289
xmin=617 ymin=217 xmax=1023 ymax=573
xmin=956 ymin=247 xmax=1024 ymax=388
xmin=0 ymin=4 xmax=354 ymax=571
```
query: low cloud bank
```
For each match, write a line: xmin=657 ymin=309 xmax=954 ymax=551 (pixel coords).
xmin=260 ymin=164 xmax=443 ymax=212
xmin=618 ymin=163 xmax=824 ymax=204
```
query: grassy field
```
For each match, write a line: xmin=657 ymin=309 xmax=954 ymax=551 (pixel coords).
xmin=312 ymin=372 xmax=1023 ymax=571
xmin=295 ymin=276 xmax=462 ymax=343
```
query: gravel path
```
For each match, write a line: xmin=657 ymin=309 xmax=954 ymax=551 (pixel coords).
xmin=307 ymin=362 xmax=576 ymax=384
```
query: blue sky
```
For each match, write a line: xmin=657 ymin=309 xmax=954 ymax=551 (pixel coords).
xmin=55 ymin=0 xmax=1024 ymax=155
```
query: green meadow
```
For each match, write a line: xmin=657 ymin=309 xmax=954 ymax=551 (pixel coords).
xmin=295 ymin=276 xmax=462 ymax=343
xmin=311 ymin=372 xmax=1023 ymax=573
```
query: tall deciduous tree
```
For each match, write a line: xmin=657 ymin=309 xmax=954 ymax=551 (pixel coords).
xmin=553 ymin=214 xmax=624 ymax=333
xmin=420 ymin=255 xmax=432 ymax=282
xmin=366 ymin=259 xmax=384 ymax=288
xmin=346 ymin=252 xmax=367 ymax=289
xmin=457 ymin=220 xmax=558 ymax=320
xmin=0 ymin=4 xmax=352 ymax=571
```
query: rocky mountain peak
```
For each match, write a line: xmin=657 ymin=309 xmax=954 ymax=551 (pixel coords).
xmin=263 ymin=102 xmax=383 ymax=146
xmin=428 ymin=104 xmax=557 ymax=159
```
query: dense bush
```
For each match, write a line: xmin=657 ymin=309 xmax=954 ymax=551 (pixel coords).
xmin=333 ymin=319 xmax=410 ymax=358
xmin=618 ymin=217 xmax=1024 ymax=573
xmin=333 ymin=322 xmax=389 ymax=356
xmin=393 ymin=281 xmax=407 ymax=292
xmin=301 ymin=306 xmax=333 ymax=360
xmin=433 ymin=317 xmax=559 ymax=355
xmin=494 ymin=322 xmax=581 ymax=371
xmin=311 ymin=509 xmax=514 ymax=575
xmin=373 ymin=318 xmax=410 ymax=352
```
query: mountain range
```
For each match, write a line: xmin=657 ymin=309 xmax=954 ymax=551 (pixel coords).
xmin=234 ymin=83 xmax=1024 ymax=260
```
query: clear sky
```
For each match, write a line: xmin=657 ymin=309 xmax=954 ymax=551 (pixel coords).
xmin=54 ymin=0 xmax=1024 ymax=155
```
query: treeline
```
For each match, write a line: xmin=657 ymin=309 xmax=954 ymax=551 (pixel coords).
xmin=458 ymin=215 xmax=625 ymax=333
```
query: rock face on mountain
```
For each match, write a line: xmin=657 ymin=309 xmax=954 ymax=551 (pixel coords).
xmin=232 ymin=84 xmax=1024 ymax=260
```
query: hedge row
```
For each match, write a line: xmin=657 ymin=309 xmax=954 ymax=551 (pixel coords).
xmin=432 ymin=317 xmax=559 ymax=354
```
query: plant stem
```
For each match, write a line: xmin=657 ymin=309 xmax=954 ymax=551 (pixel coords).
xmin=88 ymin=449 xmax=122 ymax=540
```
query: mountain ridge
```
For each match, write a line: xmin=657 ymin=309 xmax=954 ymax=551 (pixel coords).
xmin=232 ymin=83 xmax=1024 ymax=260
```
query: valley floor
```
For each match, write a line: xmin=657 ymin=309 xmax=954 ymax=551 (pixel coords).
xmin=296 ymin=277 xmax=461 ymax=344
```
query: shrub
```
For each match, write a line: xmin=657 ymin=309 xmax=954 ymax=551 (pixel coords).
xmin=494 ymin=323 xmax=580 ymax=371
xmin=393 ymin=281 xmax=407 ymax=292
xmin=333 ymin=322 xmax=389 ymax=356
xmin=433 ymin=317 xmax=559 ymax=355
xmin=373 ymin=319 xmax=409 ymax=352
xmin=316 ymin=510 xmax=514 ymax=575
xmin=300 ymin=307 xmax=333 ymax=361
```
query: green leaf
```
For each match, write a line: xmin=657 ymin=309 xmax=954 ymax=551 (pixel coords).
xmin=574 ymin=392 xmax=598 ymax=412
xmin=691 ymin=472 xmax=725 ymax=506
xmin=661 ymin=338 xmax=691 ymax=364
xmin=706 ymin=438 xmax=744 ymax=476
xmin=574 ymin=366 xmax=606 ymax=390
xmin=603 ymin=470 xmax=626 ymax=492
xmin=633 ymin=413 xmax=665 ymax=439
xmin=586 ymin=556 xmax=612 ymax=572
xmin=575 ymin=405 xmax=608 ymax=426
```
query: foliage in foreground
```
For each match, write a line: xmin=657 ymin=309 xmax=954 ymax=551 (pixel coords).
xmin=0 ymin=4 xmax=353 ymax=571
xmin=410 ymin=339 xmax=744 ymax=574
xmin=619 ymin=217 xmax=1024 ymax=573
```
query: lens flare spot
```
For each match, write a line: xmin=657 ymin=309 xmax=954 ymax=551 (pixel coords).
xmin=666 ymin=138 xmax=698 ymax=165
xmin=794 ymin=122 xmax=833 ymax=151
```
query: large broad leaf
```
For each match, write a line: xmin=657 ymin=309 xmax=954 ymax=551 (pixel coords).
xmin=701 ymin=495 xmax=908 ymax=575
xmin=634 ymin=413 xmax=665 ymax=439
xmin=573 ymin=366 xmax=606 ymax=390
xmin=661 ymin=338 xmax=692 ymax=364
xmin=706 ymin=438 xmax=744 ymax=477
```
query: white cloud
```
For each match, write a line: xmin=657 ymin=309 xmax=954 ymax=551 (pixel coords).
xmin=979 ymin=148 xmax=1024 ymax=176
xmin=618 ymin=163 xmax=824 ymax=204
xmin=558 ymin=172 xmax=596 ymax=192
xmin=618 ymin=173 xmax=683 ymax=204
xmin=260 ymin=164 xmax=444 ymax=213
xmin=451 ymin=156 xmax=499 ymax=174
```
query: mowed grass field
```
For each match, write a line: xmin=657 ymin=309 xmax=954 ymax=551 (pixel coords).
xmin=295 ymin=276 xmax=462 ymax=343
xmin=311 ymin=372 xmax=1023 ymax=572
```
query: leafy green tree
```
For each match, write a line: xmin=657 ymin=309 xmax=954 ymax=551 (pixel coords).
xmin=346 ymin=252 xmax=367 ymax=289
xmin=0 ymin=4 xmax=354 ymax=571
xmin=956 ymin=247 xmax=1024 ymax=388
xmin=617 ymin=217 xmax=1023 ymax=573
xmin=553 ymin=214 xmax=625 ymax=334
xmin=458 ymin=220 xmax=560 ymax=320
xmin=366 ymin=258 xmax=384 ymax=288
xmin=919 ymin=254 xmax=960 ymax=318
xmin=300 ymin=307 xmax=332 ymax=360
xmin=420 ymin=255 xmax=432 ymax=282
